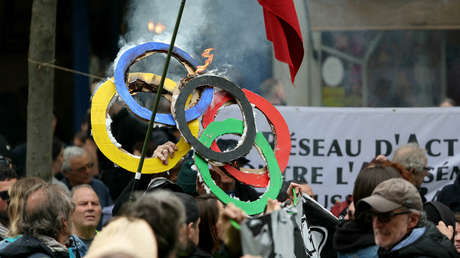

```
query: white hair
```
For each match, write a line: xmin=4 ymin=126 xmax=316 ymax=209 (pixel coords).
xmin=62 ymin=146 xmax=86 ymax=172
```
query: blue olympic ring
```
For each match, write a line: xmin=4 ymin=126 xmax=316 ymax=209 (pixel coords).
xmin=114 ymin=42 xmax=214 ymax=125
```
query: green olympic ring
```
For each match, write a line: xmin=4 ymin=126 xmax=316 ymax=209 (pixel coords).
xmin=194 ymin=118 xmax=283 ymax=215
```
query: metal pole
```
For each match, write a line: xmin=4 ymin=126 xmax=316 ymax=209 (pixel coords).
xmin=131 ymin=0 xmax=187 ymax=194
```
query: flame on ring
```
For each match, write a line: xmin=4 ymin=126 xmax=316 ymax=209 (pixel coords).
xmin=196 ymin=48 xmax=215 ymax=74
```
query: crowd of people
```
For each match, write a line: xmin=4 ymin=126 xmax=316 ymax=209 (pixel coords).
xmin=0 ymin=106 xmax=459 ymax=258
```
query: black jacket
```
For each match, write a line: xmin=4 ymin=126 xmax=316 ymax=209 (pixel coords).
xmin=0 ymin=235 xmax=69 ymax=258
xmin=377 ymin=222 xmax=457 ymax=258
xmin=179 ymin=245 xmax=213 ymax=258
xmin=437 ymin=175 xmax=460 ymax=212
xmin=333 ymin=219 xmax=375 ymax=253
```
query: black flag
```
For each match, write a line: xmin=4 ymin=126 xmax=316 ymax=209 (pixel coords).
xmin=241 ymin=193 xmax=338 ymax=258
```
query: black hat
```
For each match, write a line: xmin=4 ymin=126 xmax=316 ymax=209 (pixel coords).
xmin=145 ymin=177 xmax=183 ymax=193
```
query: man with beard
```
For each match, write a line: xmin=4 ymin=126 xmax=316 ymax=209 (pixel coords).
xmin=175 ymin=192 xmax=210 ymax=258
xmin=0 ymin=166 xmax=17 ymax=239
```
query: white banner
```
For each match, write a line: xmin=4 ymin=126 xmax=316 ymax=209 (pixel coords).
xmin=216 ymin=106 xmax=460 ymax=209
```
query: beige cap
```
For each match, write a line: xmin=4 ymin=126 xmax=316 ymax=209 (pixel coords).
xmin=85 ymin=217 xmax=158 ymax=258
xmin=358 ymin=178 xmax=423 ymax=213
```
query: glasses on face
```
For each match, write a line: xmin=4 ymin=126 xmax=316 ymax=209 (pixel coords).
xmin=371 ymin=210 xmax=411 ymax=223
xmin=72 ymin=162 xmax=94 ymax=173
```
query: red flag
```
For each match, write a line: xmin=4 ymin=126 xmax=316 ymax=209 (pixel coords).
xmin=258 ymin=0 xmax=304 ymax=84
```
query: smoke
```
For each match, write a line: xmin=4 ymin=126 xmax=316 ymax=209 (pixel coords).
xmin=114 ymin=0 xmax=272 ymax=91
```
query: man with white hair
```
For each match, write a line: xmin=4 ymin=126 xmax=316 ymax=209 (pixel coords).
xmin=358 ymin=178 xmax=456 ymax=257
xmin=61 ymin=146 xmax=112 ymax=220
xmin=392 ymin=143 xmax=429 ymax=201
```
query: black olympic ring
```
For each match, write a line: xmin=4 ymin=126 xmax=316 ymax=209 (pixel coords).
xmin=173 ymin=75 xmax=256 ymax=163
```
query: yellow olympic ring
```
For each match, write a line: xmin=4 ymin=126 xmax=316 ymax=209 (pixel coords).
xmin=91 ymin=74 xmax=199 ymax=173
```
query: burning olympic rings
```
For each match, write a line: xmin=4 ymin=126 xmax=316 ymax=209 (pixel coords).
xmin=91 ymin=76 xmax=199 ymax=173
xmin=90 ymin=41 xmax=290 ymax=213
xmin=114 ymin=42 xmax=214 ymax=125
xmin=194 ymin=118 xmax=283 ymax=215
xmin=201 ymin=89 xmax=291 ymax=187
xmin=173 ymin=75 xmax=257 ymax=163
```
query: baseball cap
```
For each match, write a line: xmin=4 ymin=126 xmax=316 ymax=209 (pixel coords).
xmin=358 ymin=178 xmax=423 ymax=213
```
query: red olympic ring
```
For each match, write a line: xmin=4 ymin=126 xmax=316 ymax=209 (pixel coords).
xmin=202 ymin=89 xmax=291 ymax=187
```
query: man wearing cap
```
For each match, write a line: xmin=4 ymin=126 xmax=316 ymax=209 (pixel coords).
xmin=358 ymin=178 xmax=457 ymax=257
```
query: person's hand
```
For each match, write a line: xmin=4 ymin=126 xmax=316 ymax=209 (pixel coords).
xmin=153 ymin=141 xmax=178 ymax=165
xmin=265 ymin=198 xmax=281 ymax=214
xmin=222 ymin=202 xmax=247 ymax=224
xmin=218 ymin=203 xmax=247 ymax=255
xmin=218 ymin=203 xmax=247 ymax=242
xmin=437 ymin=221 xmax=454 ymax=240
xmin=344 ymin=201 xmax=355 ymax=220
xmin=287 ymin=182 xmax=314 ymax=201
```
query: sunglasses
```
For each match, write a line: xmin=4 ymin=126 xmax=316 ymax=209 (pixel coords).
xmin=371 ymin=210 xmax=411 ymax=223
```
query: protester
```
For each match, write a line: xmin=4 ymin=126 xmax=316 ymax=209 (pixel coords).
xmin=391 ymin=143 xmax=429 ymax=202
xmin=196 ymin=139 xmax=260 ymax=202
xmin=195 ymin=194 xmax=223 ymax=256
xmin=214 ymin=202 xmax=247 ymax=257
xmin=0 ymin=167 xmax=17 ymax=240
xmin=120 ymin=190 xmax=185 ymax=258
xmin=424 ymin=201 xmax=456 ymax=241
xmin=5 ymin=177 xmax=46 ymax=239
xmin=437 ymin=171 xmax=460 ymax=212
xmin=0 ymin=183 xmax=74 ymax=257
xmin=70 ymin=184 xmax=101 ymax=256
xmin=333 ymin=160 xmax=402 ymax=258
xmin=175 ymin=192 xmax=210 ymax=258
xmin=358 ymin=178 xmax=457 ymax=257
xmin=61 ymin=146 xmax=112 ymax=212
xmin=84 ymin=217 xmax=158 ymax=258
